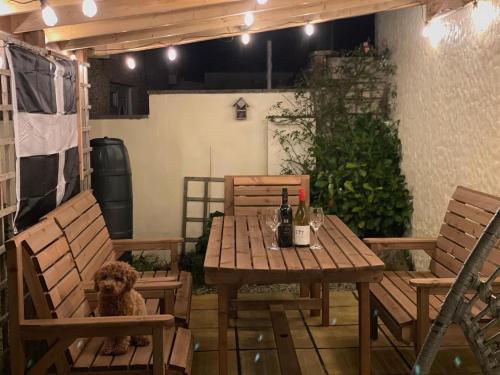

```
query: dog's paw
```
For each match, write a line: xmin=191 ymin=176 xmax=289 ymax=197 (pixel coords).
xmin=101 ymin=340 xmax=116 ymax=356
xmin=101 ymin=338 xmax=130 ymax=355
xmin=132 ymin=335 xmax=150 ymax=346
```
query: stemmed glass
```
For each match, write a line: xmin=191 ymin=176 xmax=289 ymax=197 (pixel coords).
xmin=266 ymin=207 xmax=281 ymax=251
xmin=309 ymin=207 xmax=324 ymax=250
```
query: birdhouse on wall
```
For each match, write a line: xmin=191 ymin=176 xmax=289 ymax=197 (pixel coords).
xmin=233 ymin=97 xmax=249 ymax=120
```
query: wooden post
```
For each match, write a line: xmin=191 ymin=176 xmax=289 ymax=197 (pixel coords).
xmin=322 ymin=281 xmax=329 ymax=326
xmin=416 ymin=287 xmax=430 ymax=354
xmin=358 ymin=282 xmax=370 ymax=375
xmin=6 ymin=241 xmax=25 ymax=375
xmin=75 ymin=49 xmax=86 ymax=189
xmin=310 ymin=282 xmax=321 ymax=317
xmin=152 ymin=326 xmax=166 ymax=375
xmin=218 ymin=285 xmax=230 ymax=375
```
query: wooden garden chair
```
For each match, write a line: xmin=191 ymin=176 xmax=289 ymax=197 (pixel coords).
xmin=364 ymin=186 xmax=500 ymax=352
xmin=7 ymin=218 xmax=193 ymax=375
xmin=223 ymin=174 xmax=322 ymax=315
xmin=45 ymin=191 xmax=192 ymax=326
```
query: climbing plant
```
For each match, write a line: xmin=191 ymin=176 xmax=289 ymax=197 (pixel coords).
xmin=269 ymin=45 xmax=413 ymax=267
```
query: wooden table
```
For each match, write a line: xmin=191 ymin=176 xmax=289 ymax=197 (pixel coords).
xmin=204 ymin=215 xmax=384 ymax=375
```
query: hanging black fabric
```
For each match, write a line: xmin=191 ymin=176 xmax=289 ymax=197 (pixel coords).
xmin=6 ymin=44 xmax=80 ymax=231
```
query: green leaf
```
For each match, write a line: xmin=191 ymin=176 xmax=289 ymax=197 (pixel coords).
xmin=344 ymin=180 xmax=354 ymax=192
xmin=357 ymin=221 xmax=366 ymax=229
xmin=345 ymin=162 xmax=358 ymax=169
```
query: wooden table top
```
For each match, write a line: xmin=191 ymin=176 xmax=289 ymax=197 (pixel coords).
xmin=204 ymin=215 xmax=384 ymax=285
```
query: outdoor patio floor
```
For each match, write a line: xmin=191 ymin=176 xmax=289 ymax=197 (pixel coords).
xmin=189 ymin=290 xmax=482 ymax=375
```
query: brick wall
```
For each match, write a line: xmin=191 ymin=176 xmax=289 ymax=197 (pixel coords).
xmin=89 ymin=54 xmax=149 ymax=117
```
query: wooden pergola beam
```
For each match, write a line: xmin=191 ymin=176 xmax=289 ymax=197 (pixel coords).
xmin=89 ymin=0 xmax=421 ymax=56
xmin=0 ymin=0 xmax=81 ymax=16
xmin=44 ymin=0 xmax=330 ymax=43
xmin=59 ymin=0 xmax=423 ymax=50
xmin=11 ymin=0 xmax=240 ymax=34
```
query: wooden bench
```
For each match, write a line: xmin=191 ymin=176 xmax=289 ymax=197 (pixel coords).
xmin=7 ymin=219 xmax=193 ymax=375
xmin=45 ymin=191 xmax=192 ymax=327
xmin=364 ymin=186 xmax=500 ymax=352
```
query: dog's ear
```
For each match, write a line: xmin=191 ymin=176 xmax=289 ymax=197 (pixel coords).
xmin=124 ymin=266 xmax=138 ymax=291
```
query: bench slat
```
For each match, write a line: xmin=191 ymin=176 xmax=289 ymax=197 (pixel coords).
xmin=269 ymin=304 xmax=302 ymax=375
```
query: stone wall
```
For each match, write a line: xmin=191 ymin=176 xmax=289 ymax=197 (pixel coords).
xmin=376 ymin=3 xmax=500 ymax=268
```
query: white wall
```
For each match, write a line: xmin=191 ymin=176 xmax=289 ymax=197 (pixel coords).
xmin=377 ymin=4 xmax=500 ymax=267
xmin=91 ymin=91 xmax=293 ymax=240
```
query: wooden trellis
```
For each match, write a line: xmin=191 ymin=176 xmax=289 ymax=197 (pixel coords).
xmin=0 ymin=40 xmax=16 ymax=366
xmin=0 ymin=37 xmax=91 ymax=370
xmin=181 ymin=176 xmax=224 ymax=252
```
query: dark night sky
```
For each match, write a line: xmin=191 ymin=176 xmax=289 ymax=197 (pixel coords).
xmin=140 ymin=15 xmax=374 ymax=90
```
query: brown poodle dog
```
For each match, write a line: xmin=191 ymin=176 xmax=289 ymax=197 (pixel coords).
xmin=94 ymin=261 xmax=149 ymax=355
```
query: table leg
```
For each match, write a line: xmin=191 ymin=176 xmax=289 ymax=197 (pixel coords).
xmin=311 ymin=282 xmax=321 ymax=316
xmin=358 ymin=282 xmax=370 ymax=375
xmin=322 ymin=281 xmax=329 ymax=326
xmin=218 ymin=285 xmax=230 ymax=375
xmin=229 ymin=285 xmax=238 ymax=319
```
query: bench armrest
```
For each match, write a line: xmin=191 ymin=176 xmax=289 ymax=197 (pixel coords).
xmin=84 ymin=278 xmax=182 ymax=294
xmin=20 ymin=314 xmax=174 ymax=340
xmin=112 ymin=238 xmax=183 ymax=252
xmin=363 ymin=237 xmax=437 ymax=252
xmin=410 ymin=277 xmax=500 ymax=295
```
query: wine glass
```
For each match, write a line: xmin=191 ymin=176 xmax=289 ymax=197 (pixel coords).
xmin=309 ymin=207 xmax=324 ymax=250
xmin=266 ymin=207 xmax=281 ymax=251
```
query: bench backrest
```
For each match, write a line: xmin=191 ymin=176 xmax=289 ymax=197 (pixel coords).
xmin=432 ymin=186 xmax=500 ymax=278
xmin=224 ymin=175 xmax=310 ymax=216
xmin=45 ymin=191 xmax=116 ymax=282
xmin=16 ymin=219 xmax=90 ymax=364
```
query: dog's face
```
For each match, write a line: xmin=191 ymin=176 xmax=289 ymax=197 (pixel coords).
xmin=94 ymin=261 xmax=138 ymax=296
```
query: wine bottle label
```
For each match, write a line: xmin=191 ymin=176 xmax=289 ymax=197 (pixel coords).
xmin=294 ymin=225 xmax=310 ymax=246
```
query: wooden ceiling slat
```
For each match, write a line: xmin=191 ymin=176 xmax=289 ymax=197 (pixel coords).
xmin=44 ymin=0 xmax=328 ymax=43
xmin=12 ymin=0 xmax=240 ymax=34
xmin=89 ymin=0 xmax=422 ymax=56
xmin=59 ymin=0 xmax=423 ymax=50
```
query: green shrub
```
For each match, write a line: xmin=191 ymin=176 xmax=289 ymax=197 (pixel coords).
xmin=180 ymin=211 xmax=224 ymax=287
xmin=269 ymin=45 xmax=413 ymax=269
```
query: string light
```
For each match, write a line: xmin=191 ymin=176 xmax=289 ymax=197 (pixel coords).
xmin=41 ymin=0 xmax=58 ymax=27
xmin=472 ymin=0 xmax=496 ymax=33
xmin=126 ymin=56 xmax=136 ymax=70
xmin=82 ymin=0 xmax=97 ymax=18
xmin=422 ymin=18 xmax=446 ymax=47
xmin=241 ymin=33 xmax=251 ymax=45
xmin=167 ymin=46 xmax=177 ymax=61
xmin=244 ymin=12 xmax=254 ymax=27
xmin=257 ymin=0 xmax=268 ymax=4
xmin=304 ymin=23 xmax=315 ymax=36
xmin=0 ymin=1 xmax=11 ymax=16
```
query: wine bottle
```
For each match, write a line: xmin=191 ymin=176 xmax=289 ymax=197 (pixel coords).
xmin=294 ymin=188 xmax=310 ymax=246
xmin=278 ymin=188 xmax=293 ymax=247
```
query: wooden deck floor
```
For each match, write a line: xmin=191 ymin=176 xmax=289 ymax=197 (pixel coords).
xmin=190 ymin=291 xmax=482 ymax=374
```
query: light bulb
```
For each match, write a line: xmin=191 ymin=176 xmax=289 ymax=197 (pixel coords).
xmin=70 ymin=53 xmax=77 ymax=61
xmin=422 ymin=19 xmax=446 ymax=47
xmin=41 ymin=3 xmax=58 ymax=27
xmin=126 ymin=57 xmax=136 ymax=70
xmin=241 ymin=33 xmax=251 ymax=45
xmin=82 ymin=0 xmax=97 ymax=18
xmin=244 ymin=12 xmax=254 ymax=27
xmin=0 ymin=1 xmax=11 ymax=16
xmin=257 ymin=0 xmax=268 ymax=4
xmin=305 ymin=23 xmax=315 ymax=36
xmin=167 ymin=46 xmax=177 ymax=61
xmin=472 ymin=1 xmax=496 ymax=33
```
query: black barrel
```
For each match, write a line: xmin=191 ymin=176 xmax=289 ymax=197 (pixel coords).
xmin=90 ymin=137 xmax=133 ymax=239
